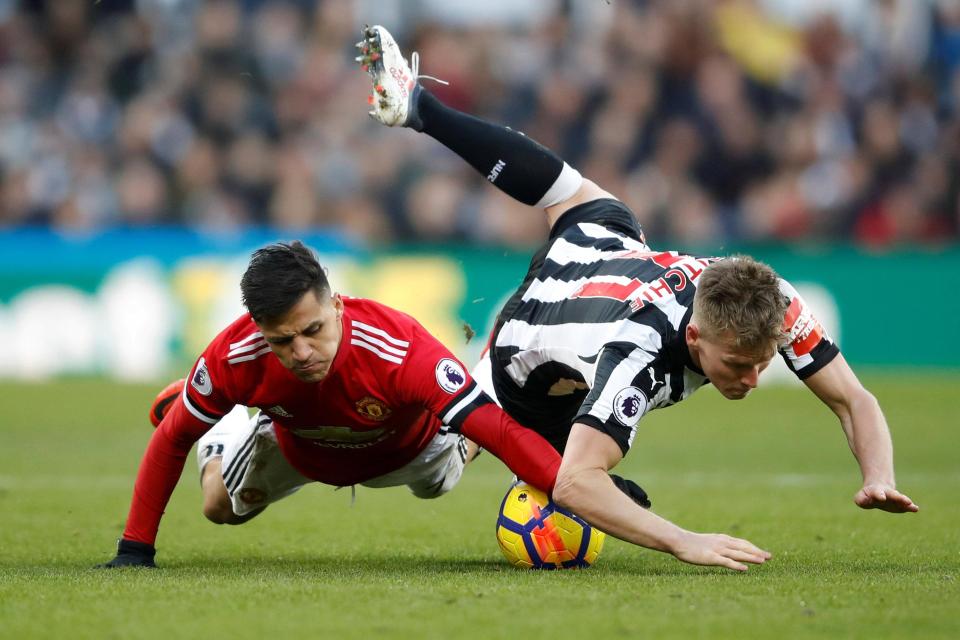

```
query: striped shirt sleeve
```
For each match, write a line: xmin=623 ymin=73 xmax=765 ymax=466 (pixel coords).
xmin=574 ymin=342 xmax=662 ymax=455
xmin=777 ymin=279 xmax=840 ymax=379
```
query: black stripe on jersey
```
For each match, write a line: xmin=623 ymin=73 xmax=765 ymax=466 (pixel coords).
xmin=548 ymin=198 xmax=645 ymax=242
xmin=487 ymin=195 xmax=641 ymax=346
xmin=783 ymin=340 xmax=840 ymax=380
xmin=493 ymin=241 xmax=556 ymax=339
xmin=552 ymin=231 xmax=630 ymax=253
xmin=536 ymin=254 xmax=675 ymax=283
xmin=184 ymin=388 xmax=223 ymax=423
xmin=439 ymin=379 xmax=478 ymax=418
xmin=574 ymin=413 xmax=632 ymax=455
xmin=489 ymin=344 xmax=602 ymax=369
xmin=505 ymin=296 xmax=643 ymax=327
xmin=440 ymin=381 xmax=491 ymax=431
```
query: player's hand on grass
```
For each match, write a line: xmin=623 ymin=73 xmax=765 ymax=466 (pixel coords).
xmin=671 ymin=532 xmax=771 ymax=572
xmin=96 ymin=539 xmax=157 ymax=569
xmin=854 ymin=483 xmax=919 ymax=513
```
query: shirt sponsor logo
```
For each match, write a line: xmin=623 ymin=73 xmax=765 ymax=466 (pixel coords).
xmin=355 ymin=396 xmax=392 ymax=421
xmin=613 ymin=386 xmax=647 ymax=427
xmin=291 ymin=425 xmax=391 ymax=448
xmin=191 ymin=357 xmax=213 ymax=396
xmin=435 ymin=358 xmax=466 ymax=394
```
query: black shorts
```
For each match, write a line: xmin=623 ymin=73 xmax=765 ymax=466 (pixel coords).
xmin=487 ymin=198 xmax=644 ymax=452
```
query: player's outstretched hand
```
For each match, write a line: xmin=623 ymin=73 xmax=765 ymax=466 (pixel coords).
xmin=854 ymin=483 xmax=919 ymax=513
xmin=671 ymin=532 xmax=771 ymax=572
xmin=95 ymin=539 xmax=157 ymax=569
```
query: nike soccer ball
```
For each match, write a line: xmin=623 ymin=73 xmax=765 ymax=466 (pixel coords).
xmin=496 ymin=480 xmax=605 ymax=569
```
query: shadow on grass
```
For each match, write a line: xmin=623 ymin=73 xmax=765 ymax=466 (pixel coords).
xmin=7 ymin=554 xmax=670 ymax=578
xmin=6 ymin=547 xmax=957 ymax=580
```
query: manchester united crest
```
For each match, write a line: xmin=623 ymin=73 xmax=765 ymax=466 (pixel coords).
xmin=355 ymin=396 xmax=392 ymax=421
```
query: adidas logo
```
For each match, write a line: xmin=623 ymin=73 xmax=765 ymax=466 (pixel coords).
xmin=269 ymin=405 xmax=293 ymax=417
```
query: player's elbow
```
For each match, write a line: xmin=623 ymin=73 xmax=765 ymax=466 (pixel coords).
xmin=832 ymin=384 xmax=879 ymax=424
xmin=854 ymin=387 xmax=880 ymax=413
xmin=552 ymin=467 xmax=592 ymax=512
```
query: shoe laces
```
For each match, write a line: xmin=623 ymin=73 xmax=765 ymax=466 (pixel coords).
xmin=411 ymin=51 xmax=449 ymax=86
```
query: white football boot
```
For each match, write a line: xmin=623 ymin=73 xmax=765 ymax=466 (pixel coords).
xmin=356 ymin=24 xmax=446 ymax=129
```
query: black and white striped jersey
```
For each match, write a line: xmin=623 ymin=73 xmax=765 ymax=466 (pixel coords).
xmin=487 ymin=199 xmax=839 ymax=454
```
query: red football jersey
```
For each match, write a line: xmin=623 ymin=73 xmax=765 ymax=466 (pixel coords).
xmin=182 ymin=297 xmax=487 ymax=486
xmin=121 ymin=297 xmax=561 ymax=546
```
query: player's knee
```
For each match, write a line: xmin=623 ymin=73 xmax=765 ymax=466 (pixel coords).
xmin=410 ymin=471 xmax=459 ymax=500
xmin=199 ymin=459 xmax=235 ymax=524
xmin=410 ymin=481 xmax=449 ymax=500
xmin=411 ymin=488 xmax=443 ymax=500
xmin=202 ymin=496 xmax=236 ymax=524
xmin=201 ymin=482 xmax=238 ymax=524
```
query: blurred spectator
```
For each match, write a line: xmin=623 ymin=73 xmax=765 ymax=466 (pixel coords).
xmin=0 ymin=0 xmax=957 ymax=248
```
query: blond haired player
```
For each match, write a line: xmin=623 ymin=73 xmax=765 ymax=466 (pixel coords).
xmin=359 ymin=24 xmax=917 ymax=571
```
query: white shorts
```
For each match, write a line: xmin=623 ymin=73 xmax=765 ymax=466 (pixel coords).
xmin=197 ymin=407 xmax=469 ymax=516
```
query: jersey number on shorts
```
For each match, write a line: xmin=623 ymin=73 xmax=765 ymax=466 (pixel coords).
xmin=202 ymin=443 xmax=225 ymax=458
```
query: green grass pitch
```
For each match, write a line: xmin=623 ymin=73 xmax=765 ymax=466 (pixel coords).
xmin=1 ymin=375 xmax=957 ymax=639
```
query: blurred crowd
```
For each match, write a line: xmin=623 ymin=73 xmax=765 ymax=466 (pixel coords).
xmin=1 ymin=0 xmax=959 ymax=248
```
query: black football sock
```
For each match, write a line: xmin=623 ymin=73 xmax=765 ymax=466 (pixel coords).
xmin=413 ymin=88 xmax=566 ymax=206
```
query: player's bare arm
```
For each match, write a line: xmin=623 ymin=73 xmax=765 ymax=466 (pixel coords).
xmin=803 ymin=354 xmax=918 ymax=513
xmin=553 ymin=424 xmax=771 ymax=572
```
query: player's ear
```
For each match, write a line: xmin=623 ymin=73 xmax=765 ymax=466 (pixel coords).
xmin=332 ymin=292 xmax=344 ymax=318
xmin=686 ymin=322 xmax=700 ymax=346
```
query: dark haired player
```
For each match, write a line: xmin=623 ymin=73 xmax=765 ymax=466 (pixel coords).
xmin=358 ymin=25 xmax=917 ymax=571
xmin=100 ymin=241 xmax=589 ymax=568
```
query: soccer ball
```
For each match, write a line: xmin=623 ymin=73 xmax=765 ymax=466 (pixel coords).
xmin=496 ymin=480 xmax=605 ymax=569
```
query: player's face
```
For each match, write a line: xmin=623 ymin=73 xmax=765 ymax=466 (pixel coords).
xmin=686 ymin=324 xmax=775 ymax=400
xmin=257 ymin=289 xmax=344 ymax=383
